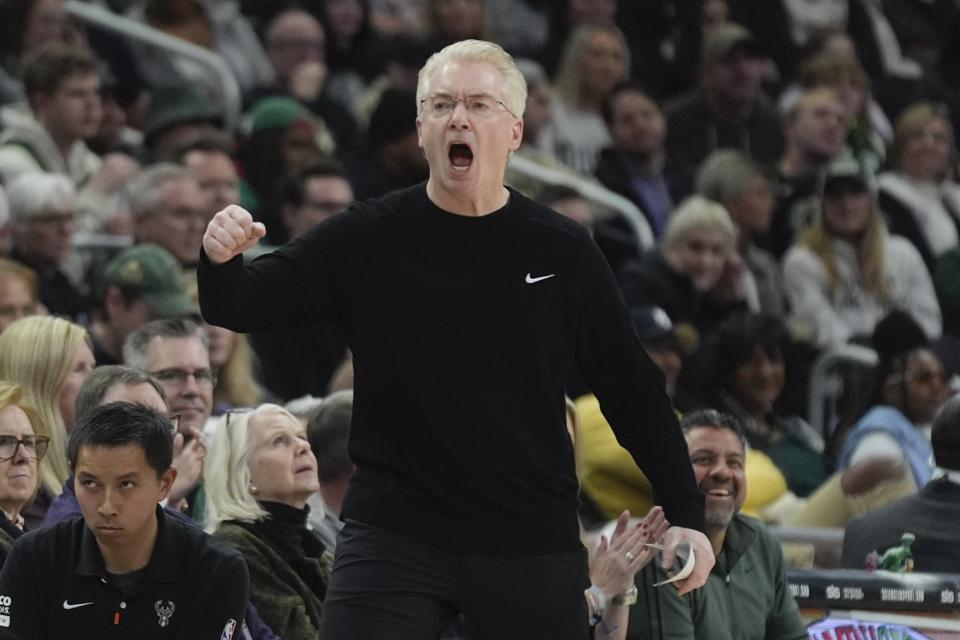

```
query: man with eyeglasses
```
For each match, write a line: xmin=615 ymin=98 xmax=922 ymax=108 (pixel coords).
xmin=199 ymin=39 xmax=712 ymax=639
xmin=123 ymin=319 xmax=213 ymax=520
xmin=0 ymin=403 xmax=250 ymax=640
xmin=6 ymin=172 xmax=86 ymax=322
xmin=130 ymin=164 xmax=211 ymax=269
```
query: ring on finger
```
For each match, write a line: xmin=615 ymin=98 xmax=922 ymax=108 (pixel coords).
xmin=625 ymin=550 xmax=636 ymax=562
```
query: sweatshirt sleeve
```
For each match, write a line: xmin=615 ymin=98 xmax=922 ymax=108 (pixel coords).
xmin=782 ymin=245 xmax=853 ymax=348
xmin=197 ymin=209 xmax=361 ymax=333
xmin=890 ymin=236 xmax=942 ymax=339
xmin=574 ymin=239 xmax=705 ymax=532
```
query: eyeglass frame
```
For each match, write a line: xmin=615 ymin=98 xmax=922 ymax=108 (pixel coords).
xmin=150 ymin=367 xmax=219 ymax=388
xmin=419 ymin=93 xmax=518 ymax=119
xmin=0 ymin=434 xmax=50 ymax=461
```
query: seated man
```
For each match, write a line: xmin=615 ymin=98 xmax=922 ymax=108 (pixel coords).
xmin=306 ymin=389 xmax=356 ymax=552
xmin=0 ymin=402 xmax=248 ymax=638
xmin=842 ymin=394 xmax=960 ymax=572
xmin=627 ymin=410 xmax=807 ymax=640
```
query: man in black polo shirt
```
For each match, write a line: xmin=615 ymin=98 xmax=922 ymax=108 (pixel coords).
xmin=0 ymin=402 xmax=248 ymax=639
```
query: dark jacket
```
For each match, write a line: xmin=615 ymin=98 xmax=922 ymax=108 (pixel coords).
xmin=214 ymin=522 xmax=331 ymax=640
xmin=664 ymin=89 xmax=785 ymax=170
xmin=842 ymin=475 xmax=960 ymax=572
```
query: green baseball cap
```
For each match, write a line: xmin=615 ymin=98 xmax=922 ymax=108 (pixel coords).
xmin=100 ymin=244 xmax=197 ymax=318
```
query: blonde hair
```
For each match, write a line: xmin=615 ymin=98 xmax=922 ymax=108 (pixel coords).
xmin=0 ymin=258 xmax=39 ymax=301
xmin=553 ymin=25 xmax=630 ymax=108
xmin=213 ymin=335 xmax=266 ymax=409
xmin=890 ymin=102 xmax=957 ymax=180
xmin=0 ymin=316 xmax=89 ymax=495
xmin=417 ymin=39 xmax=527 ymax=119
xmin=798 ymin=206 xmax=890 ymax=302
xmin=0 ymin=382 xmax=42 ymax=509
xmin=0 ymin=382 xmax=42 ymax=438
xmin=799 ymin=52 xmax=870 ymax=123
xmin=663 ymin=196 xmax=736 ymax=251
xmin=204 ymin=403 xmax=298 ymax=532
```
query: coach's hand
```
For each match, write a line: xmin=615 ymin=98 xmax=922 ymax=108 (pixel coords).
xmin=659 ymin=526 xmax=715 ymax=596
xmin=203 ymin=205 xmax=266 ymax=265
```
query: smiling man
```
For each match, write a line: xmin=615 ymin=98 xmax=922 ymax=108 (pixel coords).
xmin=627 ymin=410 xmax=807 ymax=640
xmin=198 ymin=39 xmax=711 ymax=639
xmin=0 ymin=402 xmax=248 ymax=639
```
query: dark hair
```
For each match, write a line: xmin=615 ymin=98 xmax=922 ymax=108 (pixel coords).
xmin=68 ymin=402 xmax=174 ymax=477
xmin=830 ymin=311 xmax=930 ymax=456
xmin=0 ymin=0 xmax=36 ymax=59
xmin=278 ymin=159 xmax=349 ymax=208
xmin=701 ymin=313 xmax=788 ymax=401
xmin=74 ymin=366 xmax=167 ymax=425
xmin=307 ymin=390 xmax=353 ymax=483
xmin=933 ymin=395 xmax=960 ymax=471
xmin=22 ymin=43 xmax=101 ymax=102
xmin=601 ymin=80 xmax=658 ymax=125
xmin=680 ymin=409 xmax=747 ymax=448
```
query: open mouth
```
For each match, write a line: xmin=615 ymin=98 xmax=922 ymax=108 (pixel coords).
xmin=448 ymin=143 xmax=474 ymax=171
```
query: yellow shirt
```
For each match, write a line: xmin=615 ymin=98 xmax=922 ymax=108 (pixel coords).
xmin=575 ymin=395 xmax=788 ymax=520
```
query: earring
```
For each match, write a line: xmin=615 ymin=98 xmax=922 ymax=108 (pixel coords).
xmin=249 ymin=484 xmax=258 ymax=495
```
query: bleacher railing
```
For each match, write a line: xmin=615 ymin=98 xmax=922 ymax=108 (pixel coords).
xmin=808 ymin=344 xmax=879 ymax=442
xmin=507 ymin=154 xmax=655 ymax=251
xmin=64 ymin=1 xmax=241 ymax=132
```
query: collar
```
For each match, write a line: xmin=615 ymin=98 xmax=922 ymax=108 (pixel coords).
xmin=0 ymin=509 xmax=24 ymax=531
xmin=714 ymin=513 xmax=758 ymax=576
xmin=76 ymin=505 xmax=183 ymax=584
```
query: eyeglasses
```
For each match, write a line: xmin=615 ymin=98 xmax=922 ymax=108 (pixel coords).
xmin=419 ymin=94 xmax=517 ymax=119
xmin=0 ymin=435 xmax=50 ymax=461
xmin=151 ymin=368 xmax=218 ymax=388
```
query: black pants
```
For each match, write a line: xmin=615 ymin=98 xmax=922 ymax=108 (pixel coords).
xmin=318 ymin=520 xmax=591 ymax=639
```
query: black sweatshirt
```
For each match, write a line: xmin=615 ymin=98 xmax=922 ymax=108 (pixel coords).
xmin=198 ymin=184 xmax=705 ymax=555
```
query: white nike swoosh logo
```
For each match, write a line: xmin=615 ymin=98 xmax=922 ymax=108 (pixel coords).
xmin=525 ymin=273 xmax=555 ymax=284
xmin=63 ymin=600 xmax=94 ymax=610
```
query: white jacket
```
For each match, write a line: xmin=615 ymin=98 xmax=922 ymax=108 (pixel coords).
xmin=783 ymin=235 xmax=941 ymax=348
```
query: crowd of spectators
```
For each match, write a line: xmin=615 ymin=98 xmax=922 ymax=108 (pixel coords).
xmin=0 ymin=0 xmax=959 ymax=637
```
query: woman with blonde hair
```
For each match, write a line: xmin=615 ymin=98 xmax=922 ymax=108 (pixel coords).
xmin=0 ymin=382 xmax=46 ymax=565
xmin=878 ymin=103 xmax=960 ymax=273
xmin=206 ymin=323 xmax=268 ymax=413
xmin=783 ymin=161 xmax=940 ymax=349
xmin=0 ymin=316 xmax=93 ymax=527
xmin=543 ymin=24 xmax=630 ymax=175
xmin=0 ymin=258 xmax=41 ymax=334
xmin=205 ymin=403 xmax=329 ymax=640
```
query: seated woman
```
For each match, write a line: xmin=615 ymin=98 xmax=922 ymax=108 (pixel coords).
xmin=783 ymin=159 xmax=941 ymax=349
xmin=878 ymin=103 xmax=960 ymax=273
xmin=619 ymin=195 xmax=746 ymax=342
xmin=0 ymin=316 xmax=94 ymax=528
xmin=0 ymin=258 xmax=41 ymax=334
xmin=835 ymin=311 xmax=950 ymax=489
xmin=204 ymin=404 xmax=329 ymax=640
xmin=701 ymin=312 xmax=830 ymax=497
xmin=0 ymin=382 xmax=46 ymax=566
xmin=696 ymin=150 xmax=785 ymax=317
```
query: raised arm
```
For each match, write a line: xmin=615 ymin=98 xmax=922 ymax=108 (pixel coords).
xmin=197 ymin=205 xmax=352 ymax=334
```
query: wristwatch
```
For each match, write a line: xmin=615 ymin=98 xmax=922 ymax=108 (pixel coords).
xmin=612 ymin=585 xmax=638 ymax=606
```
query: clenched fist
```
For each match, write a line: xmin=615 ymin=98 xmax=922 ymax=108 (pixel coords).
xmin=203 ymin=205 xmax=267 ymax=265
